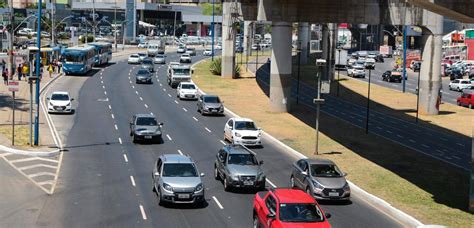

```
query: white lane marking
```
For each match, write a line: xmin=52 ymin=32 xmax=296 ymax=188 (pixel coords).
xmin=159 ymin=83 xmax=162 ymax=87
xmin=166 ymin=134 xmax=172 ymax=141
xmin=163 ymin=88 xmax=166 ymax=92
xmin=111 ymin=114 xmax=115 ymax=119
xmin=118 ymin=137 xmax=122 ymax=144
xmin=456 ymin=143 xmax=465 ymax=147
xmin=409 ymin=139 xmax=416 ymax=143
xmin=157 ymin=79 xmax=160 ymax=82
xmin=266 ymin=179 xmax=277 ymax=188
xmin=440 ymin=138 xmax=448 ymax=141
xmin=123 ymin=154 xmax=128 ymax=162
xmin=386 ymin=130 xmax=393 ymax=134
xmin=177 ymin=149 xmax=183 ymax=155
xmin=396 ymin=134 xmax=403 ymax=138
xmin=452 ymin=155 xmax=460 ymax=160
xmin=128 ymin=72 xmax=131 ymax=76
xmin=376 ymin=126 xmax=382 ymax=130
xmin=102 ymin=85 xmax=105 ymax=89
xmin=132 ymin=85 xmax=135 ymax=89
xmin=108 ymin=105 xmax=112 ymax=110
xmin=192 ymin=117 xmax=198 ymax=122
xmin=101 ymin=80 xmax=104 ymax=84
xmin=139 ymin=97 xmax=143 ymax=101
xmin=150 ymin=112 xmax=154 ymax=115
xmin=128 ymin=76 xmax=131 ymax=79
xmin=144 ymin=104 xmax=148 ymax=108
xmin=421 ymin=144 xmax=429 ymax=148
xmin=130 ymin=176 xmax=136 ymax=187
xmin=220 ymin=140 xmax=226 ymax=145
xmin=168 ymin=94 xmax=171 ymax=97
xmin=114 ymin=124 xmax=118 ymax=130
xmin=205 ymin=127 xmax=212 ymax=133
xmin=174 ymin=100 xmax=179 ymax=104
xmin=139 ymin=205 xmax=147 ymax=220
xmin=135 ymin=91 xmax=139 ymax=95
xmin=129 ymin=80 xmax=132 ymax=84
xmin=182 ymin=107 xmax=188 ymax=112
xmin=104 ymin=91 xmax=107 ymax=95
xmin=212 ymin=196 xmax=224 ymax=209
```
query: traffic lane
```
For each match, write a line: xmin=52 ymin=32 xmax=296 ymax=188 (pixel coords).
xmin=106 ymin=62 xmax=245 ymax=227
xmin=37 ymin=65 xmax=145 ymax=226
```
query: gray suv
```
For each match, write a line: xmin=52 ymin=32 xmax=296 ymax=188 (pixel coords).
xmin=129 ymin=114 xmax=163 ymax=143
xmin=290 ymin=158 xmax=350 ymax=201
xmin=141 ymin=58 xmax=155 ymax=72
xmin=214 ymin=145 xmax=266 ymax=191
xmin=135 ymin=68 xmax=152 ymax=84
xmin=152 ymin=154 xmax=205 ymax=206
xmin=197 ymin=95 xmax=224 ymax=116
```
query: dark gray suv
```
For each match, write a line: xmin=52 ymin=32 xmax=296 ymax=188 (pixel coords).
xmin=214 ymin=144 xmax=266 ymax=191
xmin=129 ymin=114 xmax=163 ymax=143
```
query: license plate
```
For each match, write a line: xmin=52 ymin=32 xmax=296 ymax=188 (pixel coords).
xmin=211 ymin=110 xmax=217 ymax=113
xmin=144 ymin=136 xmax=152 ymax=139
xmin=178 ymin=194 xmax=189 ymax=199
xmin=328 ymin=192 xmax=339 ymax=197
xmin=243 ymin=180 xmax=254 ymax=186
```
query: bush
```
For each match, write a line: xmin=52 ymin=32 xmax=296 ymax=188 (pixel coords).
xmin=209 ymin=57 xmax=241 ymax=77
xmin=80 ymin=34 xmax=95 ymax=43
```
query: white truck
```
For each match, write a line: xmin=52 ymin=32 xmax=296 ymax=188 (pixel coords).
xmin=379 ymin=45 xmax=393 ymax=58
xmin=147 ymin=39 xmax=165 ymax=57
xmin=167 ymin=64 xmax=192 ymax=88
xmin=335 ymin=49 xmax=349 ymax=71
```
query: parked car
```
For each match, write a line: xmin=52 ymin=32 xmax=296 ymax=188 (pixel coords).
xmin=180 ymin=54 xmax=192 ymax=63
xmin=214 ymin=144 xmax=266 ymax=191
xmin=290 ymin=158 xmax=350 ymax=201
xmin=177 ymin=82 xmax=198 ymax=100
xmin=154 ymin=54 xmax=166 ymax=64
xmin=141 ymin=58 xmax=155 ymax=72
xmin=203 ymin=48 xmax=213 ymax=56
xmin=152 ymin=154 xmax=205 ymax=206
xmin=128 ymin=54 xmax=141 ymax=64
xmin=449 ymin=79 xmax=472 ymax=91
xmin=382 ymin=70 xmax=402 ymax=83
xmin=47 ymin=91 xmax=74 ymax=114
xmin=457 ymin=90 xmax=474 ymax=109
xmin=197 ymin=95 xmax=224 ymax=115
xmin=224 ymin=118 xmax=262 ymax=147
xmin=135 ymin=68 xmax=153 ymax=84
xmin=235 ymin=46 xmax=243 ymax=53
xmin=129 ymin=114 xmax=163 ymax=143
xmin=253 ymin=188 xmax=331 ymax=228
xmin=185 ymin=47 xmax=197 ymax=56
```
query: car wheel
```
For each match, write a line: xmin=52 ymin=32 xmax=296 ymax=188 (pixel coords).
xmin=224 ymin=177 xmax=231 ymax=191
xmin=214 ymin=166 xmax=220 ymax=180
xmin=157 ymin=188 xmax=164 ymax=206
xmin=130 ymin=131 xmax=133 ymax=136
xmin=253 ymin=215 xmax=261 ymax=228
xmin=132 ymin=135 xmax=137 ymax=143
xmin=290 ymin=176 xmax=296 ymax=188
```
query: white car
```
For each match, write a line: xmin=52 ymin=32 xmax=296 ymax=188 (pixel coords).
xmin=180 ymin=54 xmax=192 ymax=63
xmin=177 ymin=45 xmax=186 ymax=53
xmin=138 ymin=53 xmax=147 ymax=61
xmin=138 ymin=42 xmax=148 ymax=48
xmin=224 ymin=118 xmax=262 ymax=146
xmin=154 ymin=54 xmax=166 ymax=64
xmin=449 ymin=79 xmax=473 ymax=91
xmin=203 ymin=48 xmax=212 ymax=56
xmin=128 ymin=54 xmax=141 ymax=64
xmin=215 ymin=44 xmax=222 ymax=50
xmin=177 ymin=82 xmax=198 ymax=100
xmin=47 ymin=91 xmax=74 ymax=114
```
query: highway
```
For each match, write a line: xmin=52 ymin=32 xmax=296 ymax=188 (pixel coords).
xmin=18 ymin=51 xmax=406 ymax=227
xmin=253 ymin=61 xmax=470 ymax=171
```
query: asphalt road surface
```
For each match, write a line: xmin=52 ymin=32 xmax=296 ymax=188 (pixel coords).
xmin=254 ymin=63 xmax=470 ymax=171
xmin=9 ymin=51 xmax=407 ymax=227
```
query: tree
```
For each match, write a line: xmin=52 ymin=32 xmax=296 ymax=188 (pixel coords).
xmin=200 ymin=3 xmax=222 ymax=16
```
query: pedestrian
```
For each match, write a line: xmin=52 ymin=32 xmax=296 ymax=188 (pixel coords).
xmin=17 ymin=64 xmax=22 ymax=81
xmin=57 ymin=60 xmax=62 ymax=74
xmin=1 ymin=59 xmax=5 ymax=72
xmin=22 ymin=64 xmax=29 ymax=81
xmin=2 ymin=68 xmax=8 ymax=85
xmin=47 ymin=63 xmax=54 ymax=78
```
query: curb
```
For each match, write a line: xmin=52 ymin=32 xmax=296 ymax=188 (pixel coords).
xmin=192 ymin=59 xmax=425 ymax=228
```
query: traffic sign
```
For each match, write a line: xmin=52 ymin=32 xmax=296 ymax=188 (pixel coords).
xmin=8 ymin=81 xmax=19 ymax=92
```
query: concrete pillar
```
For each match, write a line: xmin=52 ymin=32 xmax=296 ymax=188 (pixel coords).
xmin=197 ymin=23 xmax=202 ymax=37
xmin=270 ymin=21 xmax=292 ymax=112
xmin=329 ymin=23 xmax=337 ymax=81
xmin=419 ymin=14 xmax=443 ymax=115
xmin=297 ymin=22 xmax=309 ymax=64
xmin=321 ymin=24 xmax=330 ymax=80
xmin=243 ymin=21 xmax=252 ymax=56
xmin=221 ymin=1 xmax=236 ymax=78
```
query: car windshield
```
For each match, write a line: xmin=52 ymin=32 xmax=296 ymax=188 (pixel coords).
xmin=279 ymin=203 xmax=324 ymax=223
xmin=228 ymin=154 xmax=258 ymax=165
xmin=173 ymin=68 xmax=190 ymax=75
xmin=162 ymin=163 xmax=198 ymax=177
xmin=51 ymin=94 xmax=69 ymax=101
xmin=310 ymin=164 xmax=343 ymax=177
xmin=142 ymin=60 xmax=152 ymax=64
xmin=182 ymin=54 xmax=190 ymax=57
xmin=138 ymin=53 xmax=146 ymax=57
xmin=203 ymin=96 xmax=220 ymax=103
xmin=156 ymin=55 xmax=164 ymax=58
xmin=234 ymin=121 xmax=257 ymax=130
xmin=181 ymin=84 xmax=196 ymax=89
xmin=130 ymin=55 xmax=139 ymax=58
xmin=137 ymin=69 xmax=149 ymax=75
xmin=136 ymin=117 xmax=157 ymax=126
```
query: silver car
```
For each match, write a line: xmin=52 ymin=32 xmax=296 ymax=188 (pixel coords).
xmin=197 ymin=95 xmax=224 ymax=115
xmin=129 ymin=114 xmax=163 ymax=143
xmin=290 ymin=158 xmax=350 ymax=201
xmin=214 ymin=145 xmax=266 ymax=191
xmin=154 ymin=54 xmax=166 ymax=64
xmin=135 ymin=68 xmax=153 ymax=84
xmin=141 ymin=58 xmax=155 ymax=72
xmin=152 ymin=154 xmax=205 ymax=206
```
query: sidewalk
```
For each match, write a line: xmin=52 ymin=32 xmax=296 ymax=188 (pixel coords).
xmin=0 ymin=71 xmax=60 ymax=149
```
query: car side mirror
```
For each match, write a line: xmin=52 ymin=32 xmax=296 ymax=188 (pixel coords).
xmin=266 ymin=213 xmax=276 ymax=219
xmin=191 ymin=70 xmax=194 ymax=74
xmin=46 ymin=97 xmax=50 ymax=100
xmin=229 ymin=126 xmax=233 ymax=130
xmin=200 ymin=173 xmax=205 ymax=177
xmin=301 ymin=171 xmax=308 ymax=176
xmin=259 ymin=160 xmax=264 ymax=165
xmin=154 ymin=172 xmax=160 ymax=176
xmin=257 ymin=127 xmax=262 ymax=130
xmin=159 ymin=122 xmax=164 ymax=126
xmin=71 ymin=98 xmax=74 ymax=101
xmin=325 ymin=213 xmax=332 ymax=219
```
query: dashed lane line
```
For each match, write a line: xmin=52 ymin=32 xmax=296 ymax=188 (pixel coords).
xmin=174 ymin=100 xmax=179 ymax=104
xmin=118 ymin=137 xmax=123 ymax=145
xmin=108 ymin=105 xmax=112 ymax=110
xmin=182 ymin=107 xmax=188 ymax=112
xmin=266 ymin=179 xmax=277 ymax=188
xmin=114 ymin=124 xmax=118 ymax=130
xmin=177 ymin=149 xmax=183 ymax=155
xmin=220 ymin=140 xmax=226 ymax=145
xmin=205 ymin=127 xmax=212 ymax=133
xmin=130 ymin=176 xmax=136 ymax=187
xmin=139 ymin=97 xmax=143 ymax=101
xmin=111 ymin=114 xmax=115 ymax=119
xmin=212 ymin=196 xmax=224 ymax=209
xmin=135 ymin=91 xmax=139 ymax=95
xmin=123 ymin=154 xmax=128 ymax=162
xmin=192 ymin=117 xmax=198 ymax=122
xmin=422 ymin=144 xmax=429 ymax=148
xmin=144 ymin=104 xmax=149 ymax=108
xmin=166 ymin=134 xmax=172 ymax=141
xmin=409 ymin=139 xmax=416 ymax=143
xmin=139 ymin=204 xmax=147 ymax=220
xmin=168 ymin=94 xmax=171 ymax=97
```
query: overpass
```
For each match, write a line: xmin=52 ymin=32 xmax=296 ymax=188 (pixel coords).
xmin=219 ymin=0 xmax=474 ymax=115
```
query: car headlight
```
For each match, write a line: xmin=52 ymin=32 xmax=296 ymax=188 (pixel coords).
xmin=66 ymin=102 xmax=71 ymax=106
xmin=219 ymin=105 xmax=224 ymax=110
xmin=49 ymin=102 xmax=54 ymax=106
xmin=195 ymin=183 xmax=203 ymax=192
xmin=343 ymin=182 xmax=350 ymax=192
xmin=257 ymin=131 xmax=262 ymax=137
xmin=313 ymin=181 xmax=324 ymax=192
xmin=234 ymin=132 xmax=241 ymax=137
xmin=162 ymin=183 xmax=173 ymax=192
xmin=257 ymin=173 xmax=265 ymax=181
xmin=154 ymin=130 xmax=162 ymax=135
xmin=230 ymin=174 xmax=239 ymax=181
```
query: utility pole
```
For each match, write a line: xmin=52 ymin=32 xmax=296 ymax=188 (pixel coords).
xmin=92 ymin=0 xmax=96 ymax=38
xmin=402 ymin=25 xmax=407 ymax=93
xmin=114 ymin=0 xmax=117 ymax=51
xmin=51 ymin=0 xmax=55 ymax=47
xmin=211 ymin=0 xmax=215 ymax=61
xmin=8 ymin=0 xmax=14 ymax=80
xmin=415 ymin=61 xmax=422 ymax=123
xmin=366 ymin=68 xmax=372 ymax=134
xmin=314 ymin=59 xmax=326 ymax=155
xmin=336 ymin=49 xmax=341 ymax=96
xmin=173 ymin=10 xmax=177 ymax=45
xmin=34 ymin=0 xmax=43 ymax=146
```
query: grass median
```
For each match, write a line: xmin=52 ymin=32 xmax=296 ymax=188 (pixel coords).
xmin=0 ymin=125 xmax=31 ymax=148
xmin=192 ymin=59 xmax=473 ymax=227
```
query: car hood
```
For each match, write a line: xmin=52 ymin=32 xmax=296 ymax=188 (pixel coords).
xmin=227 ymin=164 xmax=261 ymax=176
xmin=312 ymin=176 xmax=347 ymax=189
xmin=135 ymin=125 xmax=160 ymax=133
xmin=234 ymin=129 xmax=260 ymax=137
xmin=162 ymin=177 xmax=202 ymax=189
xmin=136 ymin=74 xmax=151 ymax=78
xmin=203 ymin=103 xmax=222 ymax=108
xmin=49 ymin=100 xmax=70 ymax=106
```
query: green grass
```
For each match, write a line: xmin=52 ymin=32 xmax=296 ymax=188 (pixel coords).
xmin=0 ymin=125 xmax=32 ymax=147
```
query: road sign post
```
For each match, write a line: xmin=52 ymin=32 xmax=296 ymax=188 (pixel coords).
xmin=8 ymin=81 xmax=19 ymax=146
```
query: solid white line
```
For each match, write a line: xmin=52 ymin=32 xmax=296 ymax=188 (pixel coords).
xmin=130 ymin=176 xmax=136 ymax=187
xmin=266 ymin=179 xmax=277 ymax=188
xmin=212 ymin=196 xmax=224 ymax=209
xmin=205 ymin=127 xmax=211 ymax=133
xmin=114 ymin=124 xmax=118 ymax=130
xmin=108 ymin=105 xmax=112 ymax=110
xmin=144 ymin=104 xmax=148 ymax=108
xmin=139 ymin=97 xmax=143 ymax=101
xmin=182 ymin=107 xmax=188 ymax=112
xmin=177 ymin=149 xmax=183 ymax=155
xmin=174 ymin=100 xmax=179 ymax=104
xmin=220 ymin=140 xmax=226 ymax=145
xmin=192 ymin=117 xmax=198 ymax=122
xmin=123 ymin=154 xmax=128 ymax=162
xmin=118 ymin=137 xmax=122 ymax=144
xmin=166 ymin=134 xmax=172 ymax=141
xmin=139 ymin=204 xmax=147 ymax=220
xmin=168 ymin=94 xmax=171 ymax=97
xmin=111 ymin=114 xmax=115 ymax=119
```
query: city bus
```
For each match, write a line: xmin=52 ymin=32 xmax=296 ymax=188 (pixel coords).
xmin=62 ymin=46 xmax=96 ymax=75
xmin=88 ymin=42 xmax=113 ymax=66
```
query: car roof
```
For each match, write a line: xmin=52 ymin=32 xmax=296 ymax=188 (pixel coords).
xmin=223 ymin=144 xmax=254 ymax=155
xmin=202 ymin=94 xmax=218 ymax=98
xmin=51 ymin=91 xmax=69 ymax=95
xmin=172 ymin=65 xmax=191 ymax=69
xmin=180 ymin=82 xmax=195 ymax=85
xmin=272 ymin=189 xmax=316 ymax=204
xmin=231 ymin=117 xmax=254 ymax=122
xmin=304 ymin=158 xmax=336 ymax=165
xmin=160 ymin=154 xmax=194 ymax=164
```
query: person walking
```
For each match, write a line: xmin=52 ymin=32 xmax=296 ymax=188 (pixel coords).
xmin=1 ymin=59 xmax=6 ymax=72
xmin=22 ymin=64 xmax=29 ymax=81
xmin=57 ymin=60 xmax=62 ymax=74
xmin=2 ymin=68 xmax=8 ymax=85
xmin=47 ymin=63 xmax=54 ymax=78
xmin=17 ymin=64 xmax=22 ymax=81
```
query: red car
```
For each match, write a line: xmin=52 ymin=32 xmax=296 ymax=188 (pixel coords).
xmin=253 ymin=188 xmax=331 ymax=228
xmin=457 ymin=90 xmax=474 ymax=109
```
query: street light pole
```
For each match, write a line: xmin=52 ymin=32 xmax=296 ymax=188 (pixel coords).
xmin=114 ymin=0 xmax=117 ymax=51
xmin=34 ymin=0 xmax=43 ymax=146
xmin=92 ymin=0 xmax=96 ymax=38
xmin=402 ymin=25 xmax=407 ymax=93
xmin=296 ymin=48 xmax=301 ymax=104
xmin=8 ymin=0 xmax=13 ymax=80
xmin=51 ymin=0 xmax=55 ymax=47
xmin=314 ymin=59 xmax=326 ymax=155
xmin=415 ymin=62 xmax=422 ymax=123
xmin=365 ymin=68 xmax=372 ymax=134
xmin=211 ymin=0 xmax=215 ymax=61
xmin=337 ymin=49 xmax=341 ymax=96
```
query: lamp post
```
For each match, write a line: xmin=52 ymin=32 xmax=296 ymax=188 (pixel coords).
xmin=402 ymin=25 xmax=407 ymax=93
xmin=365 ymin=68 xmax=372 ymax=134
xmin=296 ymin=46 xmax=301 ymax=104
xmin=34 ymin=0 xmax=43 ymax=146
xmin=314 ymin=59 xmax=326 ymax=155
xmin=211 ymin=0 xmax=215 ymax=61
xmin=415 ymin=61 xmax=422 ymax=123
xmin=337 ymin=49 xmax=341 ymax=96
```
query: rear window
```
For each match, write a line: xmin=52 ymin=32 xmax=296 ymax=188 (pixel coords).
xmin=130 ymin=54 xmax=138 ymax=58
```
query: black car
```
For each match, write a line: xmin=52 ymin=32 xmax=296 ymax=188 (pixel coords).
xmin=374 ymin=55 xmax=384 ymax=63
xmin=135 ymin=68 xmax=152 ymax=84
xmin=382 ymin=70 xmax=402 ymax=83
xmin=449 ymin=67 xmax=464 ymax=80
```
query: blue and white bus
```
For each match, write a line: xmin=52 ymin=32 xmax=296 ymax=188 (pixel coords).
xmin=88 ymin=42 xmax=113 ymax=66
xmin=61 ymin=46 xmax=96 ymax=75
